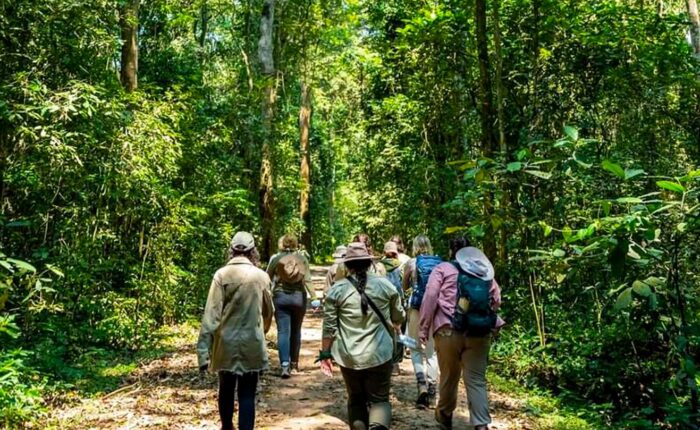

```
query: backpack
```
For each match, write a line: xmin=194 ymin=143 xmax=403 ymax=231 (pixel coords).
xmin=385 ymin=264 xmax=403 ymax=299
xmin=276 ymin=252 xmax=307 ymax=287
xmin=409 ymin=255 xmax=442 ymax=310
xmin=451 ymin=262 xmax=497 ymax=337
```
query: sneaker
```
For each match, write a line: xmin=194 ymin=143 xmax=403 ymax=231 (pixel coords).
xmin=290 ymin=362 xmax=300 ymax=374
xmin=280 ymin=364 xmax=291 ymax=379
xmin=435 ymin=409 xmax=453 ymax=430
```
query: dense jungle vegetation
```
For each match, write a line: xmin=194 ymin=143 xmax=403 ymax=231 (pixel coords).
xmin=1 ymin=0 xmax=699 ymax=428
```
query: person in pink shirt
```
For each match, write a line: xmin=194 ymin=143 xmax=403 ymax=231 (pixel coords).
xmin=419 ymin=237 xmax=503 ymax=430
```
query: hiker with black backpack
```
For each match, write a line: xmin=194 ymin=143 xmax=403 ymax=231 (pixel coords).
xmin=318 ymin=242 xmax=405 ymax=430
xmin=419 ymin=238 xmax=503 ymax=430
xmin=266 ymin=234 xmax=320 ymax=378
xmin=402 ymin=234 xmax=442 ymax=409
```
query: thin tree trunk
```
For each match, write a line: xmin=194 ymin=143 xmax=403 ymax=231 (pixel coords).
xmin=199 ymin=1 xmax=209 ymax=47
xmin=299 ymin=83 xmax=312 ymax=255
xmin=119 ymin=0 xmax=139 ymax=92
xmin=475 ymin=0 xmax=497 ymax=261
xmin=258 ymin=0 xmax=276 ymax=260
xmin=493 ymin=0 xmax=510 ymax=282
xmin=688 ymin=0 xmax=700 ymax=58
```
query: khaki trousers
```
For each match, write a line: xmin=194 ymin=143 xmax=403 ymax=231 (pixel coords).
xmin=434 ymin=328 xmax=491 ymax=426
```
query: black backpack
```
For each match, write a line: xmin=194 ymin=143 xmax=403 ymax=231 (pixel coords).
xmin=451 ymin=262 xmax=497 ymax=337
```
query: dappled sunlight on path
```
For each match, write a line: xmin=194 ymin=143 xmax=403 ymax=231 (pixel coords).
xmin=49 ymin=266 xmax=535 ymax=430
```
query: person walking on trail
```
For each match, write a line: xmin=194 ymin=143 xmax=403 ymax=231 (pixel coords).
xmin=197 ymin=231 xmax=274 ymax=430
xmin=380 ymin=241 xmax=404 ymax=299
xmin=402 ymin=234 xmax=442 ymax=409
xmin=325 ymin=244 xmax=347 ymax=295
xmin=267 ymin=234 xmax=320 ymax=378
xmin=379 ymin=241 xmax=406 ymax=375
xmin=419 ymin=238 xmax=503 ymax=430
xmin=318 ymin=242 xmax=405 ymax=430
xmin=389 ymin=235 xmax=411 ymax=266
xmin=334 ymin=233 xmax=386 ymax=282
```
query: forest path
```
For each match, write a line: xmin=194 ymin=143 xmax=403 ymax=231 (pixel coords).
xmin=49 ymin=265 xmax=537 ymax=430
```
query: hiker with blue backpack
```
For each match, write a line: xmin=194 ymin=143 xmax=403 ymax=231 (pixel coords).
xmin=419 ymin=238 xmax=504 ymax=430
xmin=401 ymin=234 xmax=442 ymax=409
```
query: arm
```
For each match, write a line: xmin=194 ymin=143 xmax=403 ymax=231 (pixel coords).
xmin=418 ymin=265 xmax=444 ymax=343
xmin=196 ymin=275 xmax=223 ymax=369
xmin=490 ymin=278 xmax=502 ymax=311
xmin=302 ymin=256 xmax=317 ymax=299
xmin=319 ymin=289 xmax=339 ymax=376
xmin=262 ymin=275 xmax=274 ymax=334
xmin=402 ymin=259 xmax=414 ymax=295
xmin=389 ymin=288 xmax=406 ymax=330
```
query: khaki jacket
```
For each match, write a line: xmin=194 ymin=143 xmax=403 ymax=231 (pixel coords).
xmin=322 ymin=274 xmax=405 ymax=370
xmin=197 ymin=257 xmax=274 ymax=374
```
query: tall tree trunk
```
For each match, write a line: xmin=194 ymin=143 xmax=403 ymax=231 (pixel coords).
xmin=688 ymin=0 xmax=700 ymax=58
xmin=493 ymin=0 xmax=510 ymax=282
xmin=258 ymin=0 xmax=276 ymax=260
xmin=199 ymin=1 xmax=209 ymax=47
xmin=475 ymin=0 xmax=497 ymax=261
xmin=299 ymin=82 xmax=312 ymax=255
xmin=119 ymin=0 xmax=139 ymax=92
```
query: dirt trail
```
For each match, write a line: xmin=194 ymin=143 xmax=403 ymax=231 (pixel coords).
xmin=50 ymin=266 xmax=535 ymax=430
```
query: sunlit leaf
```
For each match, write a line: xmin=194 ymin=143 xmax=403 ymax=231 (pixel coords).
xmin=602 ymin=160 xmax=625 ymax=179
xmin=656 ymin=180 xmax=685 ymax=193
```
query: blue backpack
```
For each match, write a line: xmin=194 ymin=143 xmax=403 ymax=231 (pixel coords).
xmin=451 ymin=262 xmax=496 ymax=337
xmin=409 ymin=254 xmax=442 ymax=309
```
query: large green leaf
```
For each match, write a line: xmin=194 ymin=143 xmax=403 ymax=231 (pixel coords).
xmin=656 ymin=180 xmax=685 ymax=193
xmin=615 ymin=287 xmax=633 ymax=310
xmin=602 ymin=160 xmax=625 ymax=179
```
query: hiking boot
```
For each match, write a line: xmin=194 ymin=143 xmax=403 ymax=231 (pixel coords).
xmin=290 ymin=361 xmax=300 ymax=374
xmin=280 ymin=364 xmax=291 ymax=379
xmin=435 ymin=409 xmax=453 ymax=430
xmin=415 ymin=384 xmax=429 ymax=409
xmin=474 ymin=426 xmax=489 ymax=430
xmin=428 ymin=383 xmax=437 ymax=408
xmin=392 ymin=363 xmax=400 ymax=375
xmin=368 ymin=425 xmax=388 ymax=430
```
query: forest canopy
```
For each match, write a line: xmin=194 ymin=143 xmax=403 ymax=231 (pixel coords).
xmin=1 ymin=0 xmax=699 ymax=428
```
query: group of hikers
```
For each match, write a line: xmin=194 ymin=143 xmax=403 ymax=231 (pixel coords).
xmin=197 ymin=231 xmax=504 ymax=430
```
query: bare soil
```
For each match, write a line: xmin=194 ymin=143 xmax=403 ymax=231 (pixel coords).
xmin=49 ymin=266 xmax=537 ymax=430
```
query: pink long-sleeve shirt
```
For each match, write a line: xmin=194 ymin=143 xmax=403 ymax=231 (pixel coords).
xmin=418 ymin=262 xmax=503 ymax=342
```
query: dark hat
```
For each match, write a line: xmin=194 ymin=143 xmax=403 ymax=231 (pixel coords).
xmin=342 ymin=242 xmax=375 ymax=263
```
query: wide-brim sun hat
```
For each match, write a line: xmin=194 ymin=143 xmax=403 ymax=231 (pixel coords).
xmin=342 ymin=242 xmax=376 ymax=263
xmin=332 ymin=245 xmax=348 ymax=259
xmin=455 ymin=246 xmax=494 ymax=281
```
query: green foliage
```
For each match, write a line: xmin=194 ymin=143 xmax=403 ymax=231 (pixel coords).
xmin=1 ymin=0 xmax=700 ymax=427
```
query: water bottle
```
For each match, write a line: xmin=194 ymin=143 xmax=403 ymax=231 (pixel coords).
xmin=399 ymin=334 xmax=423 ymax=352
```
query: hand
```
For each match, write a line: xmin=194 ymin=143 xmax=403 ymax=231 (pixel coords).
xmin=319 ymin=359 xmax=334 ymax=377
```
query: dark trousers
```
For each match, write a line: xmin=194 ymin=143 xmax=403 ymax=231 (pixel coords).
xmin=340 ymin=361 xmax=393 ymax=429
xmin=274 ymin=290 xmax=306 ymax=364
xmin=218 ymin=371 xmax=259 ymax=430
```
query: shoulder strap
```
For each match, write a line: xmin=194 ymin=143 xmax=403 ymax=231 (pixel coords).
xmin=347 ymin=276 xmax=394 ymax=338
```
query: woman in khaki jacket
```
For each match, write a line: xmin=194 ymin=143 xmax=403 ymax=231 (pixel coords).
xmin=197 ymin=231 xmax=274 ymax=430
